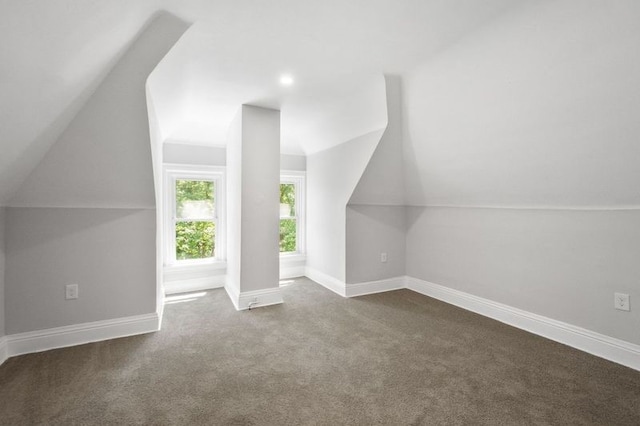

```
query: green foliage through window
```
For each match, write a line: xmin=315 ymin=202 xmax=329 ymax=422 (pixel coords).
xmin=175 ymin=179 xmax=216 ymax=260
xmin=280 ymin=219 xmax=296 ymax=253
xmin=280 ymin=183 xmax=297 ymax=252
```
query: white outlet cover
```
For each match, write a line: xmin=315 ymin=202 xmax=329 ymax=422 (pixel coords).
xmin=614 ymin=292 xmax=630 ymax=311
xmin=66 ymin=284 xmax=79 ymax=300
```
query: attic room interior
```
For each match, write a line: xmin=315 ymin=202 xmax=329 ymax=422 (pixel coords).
xmin=1 ymin=0 xmax=639 ymax=424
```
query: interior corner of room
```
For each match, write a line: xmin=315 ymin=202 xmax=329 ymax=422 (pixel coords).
xmin=1 ymin=1 xmax=639 ymax=422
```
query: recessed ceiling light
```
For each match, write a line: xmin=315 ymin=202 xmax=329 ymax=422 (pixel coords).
xmin=280 ymin=75 xmax=294 ymax=86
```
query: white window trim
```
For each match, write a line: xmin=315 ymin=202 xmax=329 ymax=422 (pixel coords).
xmin=163 ymin=164 xmax=226 ymax=268
xmin=280 ymin=170 xmax=306 ymax=257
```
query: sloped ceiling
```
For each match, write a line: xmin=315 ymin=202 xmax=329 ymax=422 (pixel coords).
xmin=403 ymin=1 xmax=640 ymax=207
xmin=0 ymin=0 xmax=519 ymax=205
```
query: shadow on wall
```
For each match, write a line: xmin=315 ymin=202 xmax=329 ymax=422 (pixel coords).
xmin=3 ymin=11 xmax=190 ymax=336
xmin=1 ymin=11 xmax=188 ymax=207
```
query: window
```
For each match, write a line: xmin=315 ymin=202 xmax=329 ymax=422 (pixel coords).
xmin=164 ymin=165 xmax=225 ymax=266
xmin=280 ymin=172 xmax=305 ymax=255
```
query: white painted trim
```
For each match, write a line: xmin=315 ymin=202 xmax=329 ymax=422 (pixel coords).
xmin=280 ymin=171 xmax=306 ymax=255
xmin=304 ymin=266 xmax=346 ymax=297
xmin=163 ymin=164 xmax=227 ymax=267
xmin=345 ymin=276 xmax=406 ymax=297
xmin=3 ymin=313 xmax=160 ymax=360
xmin=164 ymin=274 xmax=226 ymax=295
xmin=406 ymin=277 xmax=640 ymax=372
xmin=224 ymin=281 xmax=283 ymax=311
xmin=406 ymin=204 xmax=640 ymax=211
xmin=224 ymin=282 xmax=241 ymax=311
xmin=238 ymin=287 xmax=283 ymax=311
xmin=0 ymin=336 xmax=8 ymax=366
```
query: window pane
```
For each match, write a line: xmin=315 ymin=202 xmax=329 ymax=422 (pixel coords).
xmin=176 ymin=221 xmax=215 ymax=260
xmin=176 ymin=180 xmax=215 ymax=219
xmin=280 ymin=218 xmax=296 ymax=252
xmin=280 ymin=183 xmax=295 ymax=217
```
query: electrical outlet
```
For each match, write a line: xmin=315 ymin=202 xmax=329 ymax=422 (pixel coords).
xmin=65 ymin=284 xmax=79 ymax=300
xmin=380 ymin=252 xmax=388 ymax=263
xmin=614 ymin=293 xmax=630 ymax=311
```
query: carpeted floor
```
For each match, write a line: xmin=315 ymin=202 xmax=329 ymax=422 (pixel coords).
xmin=0 ymin=277 xmax=639 ymax=425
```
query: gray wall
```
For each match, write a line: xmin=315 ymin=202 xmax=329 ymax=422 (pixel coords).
xmin=163 ymin=143 xmax=226 ymax=166
xmin=306 ymin=129 xmax=383 ymax=281
xmin=0 ymin=207 xmax=5 ymax=337
xmin=405 ymin=207 xmax=640 ymax=345
xmin=280 ymin=154 xmax=306 ymax=172
xmin=346 ymin=205 xmax=406 ymax=284
xmin=401 ymin=1 xmax=640 ymax=346
xmin=5 ymin=208 xmax=156 ymax=334
xmin=4 ymin=14 xmax=187 ymax=334
xmin=346 ymin=76 xmax=406 ymax=284
xmin=226 ymin=105 xmax=281 ymax=294
xmin=239 ymin=106 xmax=280 ymax=292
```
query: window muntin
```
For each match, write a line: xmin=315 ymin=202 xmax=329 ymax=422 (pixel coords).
xmin=175 ymin=179 xmax=216 ymax=260
xmin=280 ymin=173 xmax=305 ymax=255
xmin=164 ymin=166 xmax=225 ymax=266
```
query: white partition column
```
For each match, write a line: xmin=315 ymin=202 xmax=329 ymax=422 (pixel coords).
xmin=225 ymin=105 xmax=282 ymax=310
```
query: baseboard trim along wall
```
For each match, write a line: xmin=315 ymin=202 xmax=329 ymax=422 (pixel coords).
xmin=225 ymin=283 xmax=284 ymax=311
xmin=405 ymin=276 xmax=640 ymax=372
xmin=345 ymin=276 xmax=406 ymax=297
xmin=0 ymin=336 xmax=8 ymax=366
xmin=0 ymin=312 xmax=160 ymax=366
xmin=301 ymin=270 xmax=640 ymax=371
xmin=304 ymin=267 xmax=405 ymax=298
xmin=304 ymin=266 xmax=346 ymax=297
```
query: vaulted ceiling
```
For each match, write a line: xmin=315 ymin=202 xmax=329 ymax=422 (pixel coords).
xmin=0 ymin=0 xmax=519 ymax=205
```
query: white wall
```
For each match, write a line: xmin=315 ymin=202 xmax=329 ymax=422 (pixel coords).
xmin=225 ymin=108 xmax=243 ymax=297
xmin=0 ymin=207 xmax=5 ymax=337
xmin=4 ymin=14 xmax=187 ymax=334
xmin=349 ymin=75 xmax=404 ymax=206
xmin=402 ymin=1 xmax=640 ymax=346
xmin=306 ymin=129 xmax=384 ymax=281
xmin=403 ymin=1 xmax=640 ymax=208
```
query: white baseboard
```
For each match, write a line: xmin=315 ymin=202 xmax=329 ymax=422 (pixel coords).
xmin=224 ymin=282 xmax=240 ymax=310
xmin=3 ymin=312 xmax=160 ymax=362
xmin=406 ymin=277 xmax=640 ymax=372
xmin=0 ymin=336 xmax=8 ymax=366
xmin=224 ymin=282 xmax=283 ymax=311
xmin=345 ymin=276 xmax=406 ymax=297
xmin=164 ymin=275 xmax=226 ymax=295
xmin=303 ymin=268 xmax=405 ymax=298
xmin=238 ymin=287 xmax=283 ymax=310
xmin=304 ymin=266 xmax=346 ymax=297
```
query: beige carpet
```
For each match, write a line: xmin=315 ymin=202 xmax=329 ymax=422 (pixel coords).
xmin=0 ymin=277 xmax=639 ymax=425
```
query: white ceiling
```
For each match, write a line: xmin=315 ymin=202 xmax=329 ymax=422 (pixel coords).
xmin=0 ymin=0 xmax=518 ymax=204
